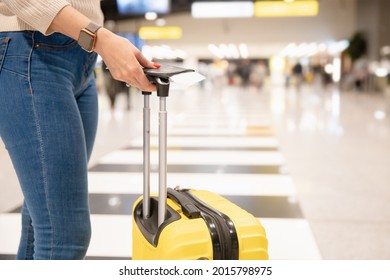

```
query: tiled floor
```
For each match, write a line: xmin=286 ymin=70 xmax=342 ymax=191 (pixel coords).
xmin=1 ymin=77 xmax=389 ymax=259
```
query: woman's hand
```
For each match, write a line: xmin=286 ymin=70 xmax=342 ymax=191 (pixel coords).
xmin=94 ymin=28 xmax=159 ymax=92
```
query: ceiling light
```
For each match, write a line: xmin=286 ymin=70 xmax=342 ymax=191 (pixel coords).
xmin=208 ymin=44 xmax=224 ymax=59
xmin=192 ymin=1 xmax=254 ymax=18
xmin=145 ymin=12 xmax=157 ymax=21
xmin=374 ymin=111 xmax=386 ymax=120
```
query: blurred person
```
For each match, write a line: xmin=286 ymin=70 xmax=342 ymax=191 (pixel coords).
xmin=321 ymin=65 xmax=333 ymax=87
xmin=311 ymin=63 xmax=323 ymax=87
xmin=226 ymin=62 xmax=237 ymax=86
xmin=292 ymin=61 xmax=304 ymax=90
xmin=0 ymin=0 xmax=159 ymax=260
xmin=352 ymin=56 xmax=369 ymax=91
xmin=237 ymin=59 xmax=252 ymax=87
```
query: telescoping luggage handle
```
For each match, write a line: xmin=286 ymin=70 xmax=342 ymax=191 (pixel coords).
xmin=141 ymin=65 xmax=195 ymax=227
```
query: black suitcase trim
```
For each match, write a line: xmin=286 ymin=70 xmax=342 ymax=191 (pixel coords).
xmin=168 ymin=188 xmax=239 ymax=260
xmin=180 ymin=190 xmax=239 ymax=260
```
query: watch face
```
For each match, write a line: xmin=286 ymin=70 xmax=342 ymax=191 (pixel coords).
xmin=78 ymin=29 xmax=95 ymax=52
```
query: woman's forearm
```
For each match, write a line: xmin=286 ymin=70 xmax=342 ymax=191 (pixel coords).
xmin=47 ymin=5 xmax=90 ymax=40
xmin=2 ymin=0 xmax=70 ymax=34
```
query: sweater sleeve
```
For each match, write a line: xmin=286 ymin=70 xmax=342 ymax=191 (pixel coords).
xmin=2 ymin=0 xmax=71 ymax=34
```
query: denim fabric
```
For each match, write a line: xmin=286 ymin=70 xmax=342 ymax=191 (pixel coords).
xmin=0 ymin=31 xmax=98 ymax=259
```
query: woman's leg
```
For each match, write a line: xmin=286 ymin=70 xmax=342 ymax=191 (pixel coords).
xmin=0 ymin=31 xmax=98 ymax=259
xmin=16 ymin=202 xmax=35 ymax=260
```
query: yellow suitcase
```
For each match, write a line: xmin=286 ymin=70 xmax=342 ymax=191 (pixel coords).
xmin=132 ymin=65 xmax=268 ymax=260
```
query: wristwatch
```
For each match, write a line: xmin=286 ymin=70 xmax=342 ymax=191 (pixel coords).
xmin=77 ymin=22 xmax=102 ymax=52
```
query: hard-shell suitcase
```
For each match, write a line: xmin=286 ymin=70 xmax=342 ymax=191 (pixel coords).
xmin=132 ymin=65 xmax=268 ymax=260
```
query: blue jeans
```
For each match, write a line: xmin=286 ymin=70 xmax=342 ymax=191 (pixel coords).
xmin=0 ymin=31 xmax=98 ymax=259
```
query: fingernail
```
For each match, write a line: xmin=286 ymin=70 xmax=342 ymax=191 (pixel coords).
xmin=153 ymin=63 xmax=161 ymax=68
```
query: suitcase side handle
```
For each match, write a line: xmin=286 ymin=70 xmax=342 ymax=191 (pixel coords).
xmin=167 ymin=188 xmax=201 ymax=219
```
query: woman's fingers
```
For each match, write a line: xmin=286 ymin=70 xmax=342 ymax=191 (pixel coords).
xmin=134 ymin=49 xmax=160 ymax=69
xmin=95 ymin=30 xmax=158 ymax=92
xmin=130 ymin=66 xmax=156 ymax=92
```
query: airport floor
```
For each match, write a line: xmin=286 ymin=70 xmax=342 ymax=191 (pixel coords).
xmin=1 ymin=79 xmax=390 ymax=260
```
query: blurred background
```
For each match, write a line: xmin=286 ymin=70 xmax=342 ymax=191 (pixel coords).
xmin=1 ymin=0 xmax=390 ymax=260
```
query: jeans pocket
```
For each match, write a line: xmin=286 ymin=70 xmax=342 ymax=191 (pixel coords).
xmin=35 ymin=32 xmax=77 ymax=51
xmin=0 ymin=37 xmax=11 ymax=72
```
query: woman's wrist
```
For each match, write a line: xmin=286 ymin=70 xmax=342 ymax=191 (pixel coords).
xmin=94 ymin=28 xmax=115 ymax=56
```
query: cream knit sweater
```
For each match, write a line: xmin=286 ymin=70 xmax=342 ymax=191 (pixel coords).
xmin=0 ymin=0 xmax=104 ymax=34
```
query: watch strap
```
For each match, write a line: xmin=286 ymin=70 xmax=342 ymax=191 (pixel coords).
xmin=85 ymin=22 xmax=101 ymax=34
